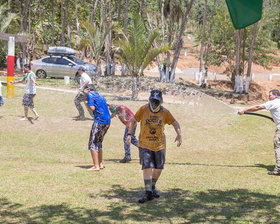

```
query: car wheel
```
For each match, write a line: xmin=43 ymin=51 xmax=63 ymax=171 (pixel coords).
xmin=36 ymin=70 xmax=47 ymax=78
xmin=74 ymin=73 xmax=80 ymax=84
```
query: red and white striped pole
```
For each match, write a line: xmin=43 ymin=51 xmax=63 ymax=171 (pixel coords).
xmin=7 ymin=36 xmax=15 ymax=98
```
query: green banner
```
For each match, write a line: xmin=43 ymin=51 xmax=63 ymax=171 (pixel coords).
xmin=226 ymin=0 xmax=263 ymax=29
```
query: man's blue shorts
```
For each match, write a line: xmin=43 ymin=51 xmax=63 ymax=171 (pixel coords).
xmin=139 ymin=147 xmax=166 ymax=170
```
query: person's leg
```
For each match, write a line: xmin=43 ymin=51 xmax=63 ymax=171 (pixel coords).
xmin=138 ymin=148 xmax=154 ymax=203
xmin=98 ymin=149 xmax=105 ymax=169
xmin=20 ymin=106 xmax=29 ymax=120
xmin=88 ymin=150 xmax=100 ymax=171
xmin=31 ymin=107 xmax=39 ymax=120
xmin=120 ymin=127 xmax=131 ymax=163
xmin=74 ymin=92 xmax=85 ymax=118
xmin=271 ymin=129 xmax=280 ymax=174
xmin=151 ymin=149 xmax=165 ymax=197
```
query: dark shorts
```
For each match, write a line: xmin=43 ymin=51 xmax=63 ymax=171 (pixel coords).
xmin=22 ymin=94 xmax=36 ymax=108
xmin=88 ymin=123 xmax=110 ymax=152
xmin=139 ymin=147 xmax=166 ymax=170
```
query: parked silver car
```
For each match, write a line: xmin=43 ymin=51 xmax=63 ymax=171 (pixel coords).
xmin=31 ymin=47 xmax=96 ymax=82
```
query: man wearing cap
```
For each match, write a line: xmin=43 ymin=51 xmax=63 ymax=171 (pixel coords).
xmin=83 ymin=85 xmax=111 ymax=171
xmin=126 ymin=89 xmax=182 ymax=203
xmin=74 ymin=66 xmax=95 ymax=120
xmin=9 ymin=64 xmax=40 ymax=121
xmin=108 ymin=103 xmax=138 ymax=163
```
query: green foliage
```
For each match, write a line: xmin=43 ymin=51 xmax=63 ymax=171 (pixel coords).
xmin=194 ymin=1 xmax=279 ymax=74
xmin=117 ymin=13 xmax=169 ymax=77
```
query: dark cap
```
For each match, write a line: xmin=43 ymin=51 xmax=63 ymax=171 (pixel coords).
xmin=82 ymin=84 xmax=96 ymax=92
xmin=77 ymin=66 xmax=86 ymax=71
xmin=24 ymin=64 xmax=31 ymax=69
xmin=149 ymin=89 xmax=163 ymax=101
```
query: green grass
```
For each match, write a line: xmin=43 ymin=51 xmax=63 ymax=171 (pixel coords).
xmin=1 ymin=84 xmax=280 ymax=223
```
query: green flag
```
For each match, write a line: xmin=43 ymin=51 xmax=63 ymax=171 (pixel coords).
xmin=226 ymin=0 xmax=263 ymax=29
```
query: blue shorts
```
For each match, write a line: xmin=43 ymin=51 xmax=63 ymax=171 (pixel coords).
xmin=139 ymin=147 xmax=166 ymax=170
xmin=0 ymin=96 xmax=3 ymax=105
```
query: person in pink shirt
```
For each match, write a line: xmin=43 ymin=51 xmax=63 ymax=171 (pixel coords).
xmin=108 ymin=104 xmax=138 ymax=163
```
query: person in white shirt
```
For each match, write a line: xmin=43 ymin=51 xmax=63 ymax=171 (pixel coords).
xmin=9 ymin=64 xmax=39 ymax=121
xmin=74 ymin=66 xmax=95 ymax=120
xmin=0 ymin=81 xmax=4 ymax=106
xmin=238 ymin=89 xmax=280 ymax=175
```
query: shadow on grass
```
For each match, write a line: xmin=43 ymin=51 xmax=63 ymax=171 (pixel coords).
xmin=255 ymin=164 xmax=275 ymax=172
xmin=105 ymin=159 xmax=270 ymax=168
xmin=1 ymin=186 xmax=280 ymax=223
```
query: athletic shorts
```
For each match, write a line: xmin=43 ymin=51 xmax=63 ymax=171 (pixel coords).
xmin=22 ymin=94 xmax=36 ymax=108
xmin=0 ymin=96 xmax=3 ymax=105
xmin=139 ymin=147 xmax=166 ymax=170
xmin=88 ymin=123 xmax=110 ymax=152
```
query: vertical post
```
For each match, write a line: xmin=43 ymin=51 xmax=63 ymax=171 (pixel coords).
xmin=7 ymin=36 xmax=15 ymax=98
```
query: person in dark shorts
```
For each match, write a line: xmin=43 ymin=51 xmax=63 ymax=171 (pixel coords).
xmin=108 ymin=104 xmax=138 ymax=163
xmin=126 ymin=89 xmax=182 ymax=203
xmin=83 ymin=85 xmax=111 ymax=171
xmin=9 ymin=64 xmax=39 ymax=121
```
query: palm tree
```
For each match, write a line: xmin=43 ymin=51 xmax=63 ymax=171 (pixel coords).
xmin=116 ymin=13 xmax=169 ymax=100
xmin=81 ymin=20 xmax=112 ymax=76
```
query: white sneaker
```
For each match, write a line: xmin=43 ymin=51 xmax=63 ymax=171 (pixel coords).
xmin=20 ymin=117 xmax=28 ymax=121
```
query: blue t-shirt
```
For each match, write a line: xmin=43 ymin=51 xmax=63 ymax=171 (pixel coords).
xmin=87 ymin=91 xmax=111 ymax=125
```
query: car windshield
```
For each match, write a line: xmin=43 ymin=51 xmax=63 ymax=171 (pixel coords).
xmin=67 ymin=56 xmax=86 ymax=65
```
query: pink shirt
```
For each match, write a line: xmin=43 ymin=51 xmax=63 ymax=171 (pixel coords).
xmin=115 ymin=105 xmax=135 ymax=127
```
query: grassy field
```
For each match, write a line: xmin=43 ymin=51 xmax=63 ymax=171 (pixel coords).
xmin=1 ymin=84 xmax=280 ymax=223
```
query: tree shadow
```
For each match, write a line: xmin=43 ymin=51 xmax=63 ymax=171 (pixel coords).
xmin=1 ymin=187 xmax=280 ymax=223
xmin=0 ymin=116 xmax=2 ymax=119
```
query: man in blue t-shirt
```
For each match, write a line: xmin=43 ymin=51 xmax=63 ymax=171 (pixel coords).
xmin=83 ymin=85 xmax=111 ymax=171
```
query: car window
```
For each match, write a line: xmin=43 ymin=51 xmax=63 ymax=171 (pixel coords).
xmin=56 ymin=57 xmax=72 ymax=65
xmin=42 ymin=57 xmax=56 ymax=64
xmin=67 ymin=56 xmax=86 ymax=65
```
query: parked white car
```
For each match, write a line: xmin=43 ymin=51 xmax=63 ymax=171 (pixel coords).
xmin=31 ymin=47 xmax=96 ymax=82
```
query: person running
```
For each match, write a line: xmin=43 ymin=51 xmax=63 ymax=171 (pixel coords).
xmin=238 ymin=89 xmax=280 ymax=175
xmin=9 ymin=64 xmax=39 ymax=121
xmin=83 ymin=85 xmax=111 ymax=171
xmin=74 ymin=66 xmax=95 ymax=120
xmin=126 ymin=89 xmax=182 ymax=203
xmin=108 ymin=104 xmax=138 ymax=163
xmin=0 ymin=81 xmax=4 ymax=106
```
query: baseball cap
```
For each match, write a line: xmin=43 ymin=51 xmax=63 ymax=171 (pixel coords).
xmin=149 ymin=89 xmax=163 ymax=101
xmin=24 ymin=64 xmax=31 ymax=69
xmin=77 ymin=66 xmax=86 ymax=71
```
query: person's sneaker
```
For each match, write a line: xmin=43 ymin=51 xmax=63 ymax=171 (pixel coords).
xmin=152 ymin=189 xmax=160 ymax=198
xmin=138 ymin=191 xmax=154 ymax=203
xmin=267 ymin=170 xmax=280 ymax=175
xmin=119 ymin=156 xmax=131 ymax=163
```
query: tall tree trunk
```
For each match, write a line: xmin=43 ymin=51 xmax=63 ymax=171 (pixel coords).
xmin=75 ymin=0 xmax=80 ymax=34
xmin=199 ymin=0 xmax=207 ymax=87
xmin=234 ymin=30 xmax=242 ymax=93
xmin=121 ymin=0 xmax=130 ymax=76
xmin=101 ymin=0 xmax=111 ymax=76
xmin=117 ymin=0 xmax=122 ymax=21
xmin=51 ymin=0 xmax=55 ymax=46
xmin=64 ymin=0 xmax=70 ymax=47
xmin=60 ymin=0 xmax=66 ymax=46
xmin=170 ymin=0 xmax=195 ymax=83
xmin=90 ymin=0 xmax=99 ymax=25
xmin=165 ymin=0 xmax=174 ymax=83
xmin=38 ymin=0 xmax=49 ymax=49
xmin=245 ymin=22 xmax=258 ymax=94
xmin=204 ymin=0 xmax=216 ymax=87
xmin=28 ymin=0 xmax=31 ymax=34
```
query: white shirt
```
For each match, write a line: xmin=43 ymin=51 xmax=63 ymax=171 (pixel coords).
xmin=24 ymin=71 xmax=36 ymax=94
xmin=0 ymin=81 xmax=2 ymax=96
xmin=262 ymin=98 xmax=280 ymax=128
xmin=80 ymin=72 xmax=92 ymax=88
